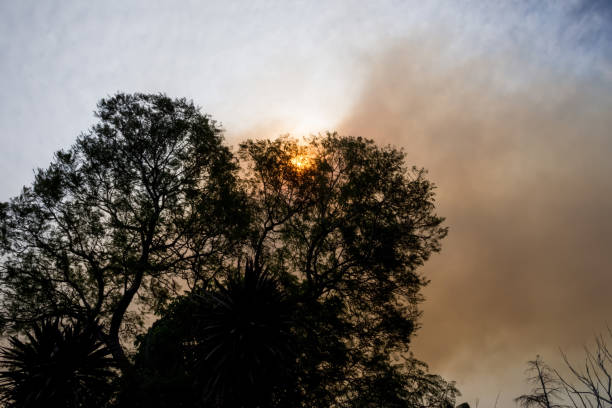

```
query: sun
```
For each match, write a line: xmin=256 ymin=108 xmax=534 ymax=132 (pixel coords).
xmin=290 ymin=154 xmax=311 ymax=170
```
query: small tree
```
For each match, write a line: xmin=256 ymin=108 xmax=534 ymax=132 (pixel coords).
xmin=515 ymin=355 xmax=565 ymax=408
xmin=0 ymin=93 xmax=246 ymax=371
xmin=0 ymin=319 xmax=115 ymax=407
xmin=556 ymin=329 xmax=612 ymax=408
xmin=122 ymin=260 xmax=295 ymax=408
xmin=518 ymin=329 xmax=612 ymax=408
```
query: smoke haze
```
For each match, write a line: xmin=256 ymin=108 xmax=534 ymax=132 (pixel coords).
xmin=338 ymin=38 xmax=612 ymax=406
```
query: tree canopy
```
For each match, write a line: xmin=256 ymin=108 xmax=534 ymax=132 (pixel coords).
xmin=0 ymin=93 xmax=246 ymax=370
xmin=0 ymin=93 xmax=457 ymax=407
xmin=236 ymin=135 xmax=453 ymax=406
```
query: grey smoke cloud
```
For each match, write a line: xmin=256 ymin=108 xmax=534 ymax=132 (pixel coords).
xmin=337 ymin=39 xmax=612 ymax=407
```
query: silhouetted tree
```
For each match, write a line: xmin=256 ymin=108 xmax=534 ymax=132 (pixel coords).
xmin=515 ymin=356 xmax=565 ymax=408
xmin=0 ymin=93 xmax=246 ymax=372
xmin=128 ymin=133 xmax=456 ymax=407
xmin=0 ymin=93 xmax=457 ymax=406
xmin=518 ymin=329 xmax=612 ymax=408
xmin=122 ymin=260 xmax=295 ymax=408
xmin=116 ymin=291 xmax=200 ymax=408
xmin=0 ymin=319 xmax=115 ymax=407
xmin=557 ymin=329 xmax=612 ymax=408
xmin=192 ymin=260 xmax=295 ymax=407
xmin=234 ymin=134 xmax=457 ymax=407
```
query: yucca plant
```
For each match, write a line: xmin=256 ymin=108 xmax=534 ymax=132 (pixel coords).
xmin=0 ymin=319 xmax=116 ymax=408
xmin=193 ymin=260 xmax=296 ymax=408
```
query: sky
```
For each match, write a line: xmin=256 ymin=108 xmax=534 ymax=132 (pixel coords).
xmin=1 ymin=1 xmax=611 ymax=406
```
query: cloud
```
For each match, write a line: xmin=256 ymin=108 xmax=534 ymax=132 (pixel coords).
xmin=337 ymin=36 xmax=612 ymax=407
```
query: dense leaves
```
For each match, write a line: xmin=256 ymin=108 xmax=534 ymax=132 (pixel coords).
xmin=235 ymin=134 xmax=455 ymax=406
xmin=0 ymin=93 xmax=457 ymax=407
xmin=121 ymin=260 xmax=295 ymax=408
xmin=192 ymin=260 xmax=295 ymax=407
xmin=0 ymin=93 xmax=246 ymax=369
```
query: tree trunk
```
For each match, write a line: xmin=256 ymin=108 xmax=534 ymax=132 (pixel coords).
xmin=105 ymin=265 xmax=146 ymax=374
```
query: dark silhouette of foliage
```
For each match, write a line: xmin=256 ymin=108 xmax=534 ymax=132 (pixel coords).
xmin=120 ymin=260 xmax=296 ymax=408
xmin=0 ymin=93 xmax=457 ymax=406
xmin=0 ymin=319 xmax=115 ymax=407
xmin=129 ymin=133 xmax=458 ymax=407
xmin=192 ymin=260 xmax=295 ymax=407
xmin=233 ymin=134 xmax=456 ymax=406
xmin=116 ymin=295 xmax=199 ymax=408
xmin=0 ymin=93 xmax=246 ymax=371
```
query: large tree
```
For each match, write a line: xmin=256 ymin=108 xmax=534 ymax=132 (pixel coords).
xmin=1 ymin=96 xmax=457 ymax=405
xmin=129 ymin=134 xmax=456 ymax=407
xmin=0 ymin=93 xmax=245 ymax=371
xmin=235 ymin=134 xmax=455 ymax=406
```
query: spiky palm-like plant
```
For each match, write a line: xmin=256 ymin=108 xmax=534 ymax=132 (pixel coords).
xmin=0 ymin=319 xmax=115 ymax=408
xmin=122 ymin=260 xmax=297 ymax=408
xmin=194 ymin=260 xmax=295 ymax=408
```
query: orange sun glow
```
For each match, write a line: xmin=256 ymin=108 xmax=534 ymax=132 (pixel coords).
xmin=290 ymin=154 xmax=311 ymax=170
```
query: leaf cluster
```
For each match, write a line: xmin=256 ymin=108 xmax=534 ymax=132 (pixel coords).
xmin=0 ymin=319 xmax=115 ymax=407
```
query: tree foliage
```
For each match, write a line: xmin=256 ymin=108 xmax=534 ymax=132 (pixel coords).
xmin=235 ymin=134 xmax=454 ymax=406
xmin=0 ymin=93 xmax=457 ymax=407
xmin=122 ymin=260 xmax=295 ymax=408
xmin=125 ymin=134 xmax=456 ymax=407
xmin=0 ymin=93 xmax=245 ymax=370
